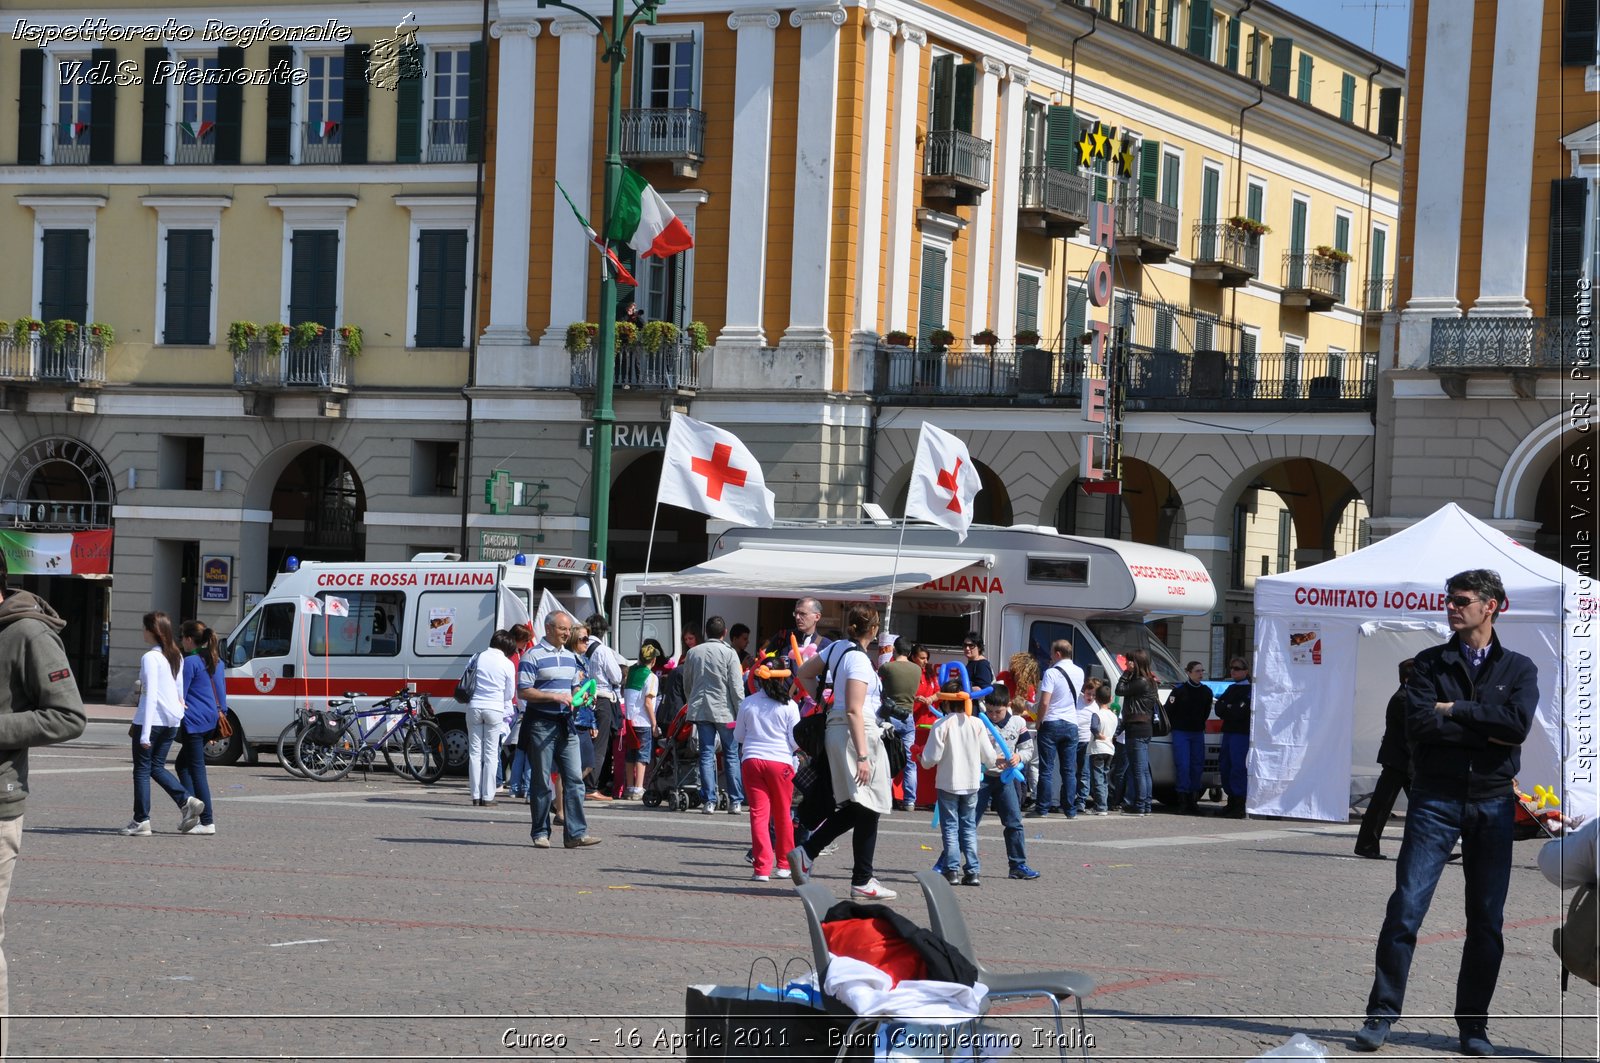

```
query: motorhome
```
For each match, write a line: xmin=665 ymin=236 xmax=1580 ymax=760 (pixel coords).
xmin=215 ymin=552 xmax=604 ymax=769
xmin=638 ymin=521 xmax=1221 ymax=800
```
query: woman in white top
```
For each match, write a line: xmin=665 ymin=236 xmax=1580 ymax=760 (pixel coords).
xmin=467 ymin=630 xmax=521 ymax=806
xmin=733 ymin=656 xmax=801 ymax=881
xmin=794 ymin=604 xmax=896 ymax=900
xmin=122 ymin=611 xmax=202 ymax=836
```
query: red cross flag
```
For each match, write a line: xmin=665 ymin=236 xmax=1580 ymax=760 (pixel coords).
xmin=657 ymin=412 xmax=775 ymax=528
xmin=906 ymin=422 xmax=982 ymax=542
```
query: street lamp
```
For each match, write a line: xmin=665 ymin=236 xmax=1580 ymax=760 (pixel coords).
xmin=536 ymin=0 xmax=662 ymax=566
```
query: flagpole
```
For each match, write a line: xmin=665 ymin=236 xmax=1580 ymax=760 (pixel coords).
xmin=641 ymin=498 xmax=663 ymax=584
xmin=882 ymin=512 xmax=911 ymax=636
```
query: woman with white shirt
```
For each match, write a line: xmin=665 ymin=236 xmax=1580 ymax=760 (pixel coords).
xmin=733 ymin=656 xmax=801 ymax=881
xmin=467 ymin=630 xmax=520 ymax=807
xmin=793 ymin=604 xmax=897 ymax=900
xmin=122 ymin=611 xmax=202 ymax=836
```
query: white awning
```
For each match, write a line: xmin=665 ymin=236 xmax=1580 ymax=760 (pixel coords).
xmin=640 ymin=546 xmax=991 ymax=599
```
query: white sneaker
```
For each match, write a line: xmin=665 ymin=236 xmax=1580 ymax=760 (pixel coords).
xmin=775 ymin=868 xmax=792 ymax=879
xmin=187 ymin=823 xmax=216 ymax=835
xmin=179 ymin=796 xmax=205 ymax=833
xmin=701 ymin=803 xmax=717 ymax=814
xmin=750 ymin=872 xmax=770 ymax=882
xmin=729 ymin=802 xmax=745 ymax=814
xmin=850 ymin=878 xmax=898 ymax=900
xmin=119 ymin=819 xmax=151 ymax=836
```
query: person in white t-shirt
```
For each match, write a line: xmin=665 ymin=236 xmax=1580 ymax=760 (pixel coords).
xmin=733 ymin=656 xmax=801 ymax=881
xmin=1029 ymin=640 xmax=1086 ymax=819
xmin=620 ymin=640 xmax=664 ymax=800
xmin=466 ymin=630 xmax=521 ymax=806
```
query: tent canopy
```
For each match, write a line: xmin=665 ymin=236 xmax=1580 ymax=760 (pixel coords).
xmin=641 ymin=546 xmax=991 ymax=600
xmin=1251 ymin=503 xmax=1594 ymax=823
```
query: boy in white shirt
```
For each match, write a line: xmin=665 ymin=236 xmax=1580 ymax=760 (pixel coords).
xmin=975 ymin=688 xmax=1040 ymax=880
xmin=921 ymin=681 xmax=1003 ymax=886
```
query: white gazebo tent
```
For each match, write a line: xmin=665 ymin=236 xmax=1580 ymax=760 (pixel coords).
xmin=1251 ymin=503 xmax=1596 ymax=823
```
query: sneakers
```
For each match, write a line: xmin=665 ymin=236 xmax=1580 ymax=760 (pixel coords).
xmin=729 ymin=802 xmax=745 ymax=814
xmin=944 ymin=869 xmax=961 ymax=886
xmin=787 ymin=847 xmax=814 ymax=882
xmin=961 ymin=871 xmax=980 ymax=887
xmin=750 ymin=872 xmax=770 ymax=882
xmin=187 ymin=823 xmax=216 ymax=835
xmin=1353 ymin=1018 xmax=1392 ymax=1052
xmin=531 ymin=836 xmax=551 ymax=849
xmin=850 ymin=878 xmax=898 ymax=900
xmin=1459 ymin=1030 xmax=1494 ymax=1056
xmin=119 ymin=819 xmax=152 ymax=836
xmin=700 ymin=803 xmax=717 ymax=815
xmin=775 ymin=867 xmax=792 ymax=879
xmin=564 ymin=835 xmax=602 ymax=848
xmin=1008 ymin=864 xmax=1041 ymax=880
xmin=895 ymin=800 xmax=916 ymax=812
xmin=818 ymin=843 xmax=840 ymax=857
xmin=1096 ymin=809 xmax=1110 ymax=816
xmin=744 ymin=848 xmax=755 ymax=864
xmin=179 ymin=796 xmax=205 ymax=833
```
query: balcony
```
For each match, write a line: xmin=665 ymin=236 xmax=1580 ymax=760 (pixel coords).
xmin=1124 ymin=349 xmax=1377 ymax=411
xmin=1363 ymin=278 xmax=1395 ymax=318
xmin=175 ymin=140 xmax=214 ymax=165
xmin=233 ymin=335 xmax=350 ymax=392
xmin=1018 ymin=166 xmax=1089 ymax=238
xmin=570 ymin=339 xmax=700 ymax=392
xmin=1191 ymin=223 xmax=1261 ymax=287
xmin=1113 ymin=194 xmax=1179 ymax=263
xmin=427 ymin=118 xmax=470 ymax=163
xmin=1282 ymin=253 xmax=1344 ymax=311
xmin=1429 ymin=316 xmax=1577 ymax=398
xmin=0 ymin=331 xmax=107 ymax=385
xmin=53 ymin=138 xmax=90 ymax=165
xmin=922 ymin=129 xmax=992 ymax=207
xmin=619 ymin=108 xmax=706 ymax=178
xmin=301 ymin=128 xmax=342 ymax=165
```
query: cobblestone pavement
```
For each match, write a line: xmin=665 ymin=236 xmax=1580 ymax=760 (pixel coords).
xmin=6 ymin=722 xmax=1595 ymax=1060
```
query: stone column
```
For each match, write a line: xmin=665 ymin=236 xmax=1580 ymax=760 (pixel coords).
xmin=478 ymin=12 xmax=541 ymax=385
xmin=1180 ymin=537 xmax=1231 ymax=672
xmin=884 ymin=23 xmax=925 ymax=332
xmin=988 ymin=65 xmax=1027 ymax=341
xmin=963 ymin=58 xmax=1002 ymax=335
xmin=542 ymin=18 xmax=599 ymax=348
xmin=1396 ymin=0 xmax=1475 ymax=368
xmin=852 ymin=9 xmax=897 ymax=342
xmin=717 ymin=10 xmax=782 ymax=353
xmin=1468 ymin=0 xmax=1545 ymax=318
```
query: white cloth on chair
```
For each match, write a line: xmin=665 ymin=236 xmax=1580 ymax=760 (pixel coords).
xmin=822 ymin=954 xmax=988 ymax=1020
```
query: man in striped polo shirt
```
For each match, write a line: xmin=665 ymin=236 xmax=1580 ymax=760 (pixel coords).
xmin=517 ymin=611 xmax=601 ymax=849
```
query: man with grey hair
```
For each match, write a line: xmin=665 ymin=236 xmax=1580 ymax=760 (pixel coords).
xmin=766 ymin=597 xmax=831 ymax=657
xmin=517 ymin=611 xmax=600 ymax=849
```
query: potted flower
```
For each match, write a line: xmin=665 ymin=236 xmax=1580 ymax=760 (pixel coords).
xmin=291 ymin=321 xmax=327 ymax=347
xmin=927 ymin=327 xmax=956 ymax=351
xmin=685 ymin=320 xmax=710 ymax=353
xmin=263 ymin=322 xmax=292 ymax=358
xmin=86 ymin=322 xmax=115 ymax=346
xmin=1227 ymin=215 xmax=1271 ymax=238
xmin=641 ymin=320 xmax=679 ymax=353
xmin=227 ymin=321 xmax=258 ymax=355
xmin=972 ymin=327 xmax=1000 ymax=348
xmin=337 ymin=323 xmax=363 ymax=357
xmin=614 ymin=320 xmax=639 ymax=347
xmin=10 ymin=317 xmax=43 ymax=344
xmin=565 ymin=321 xmax=598 ymax=353
xmin=42 ymin=319 xmax=77 ymax=347
xmin=883 ymin=330 xmax=913 ymax=348
xmin=1014 ymin=328 xmax=1041 ymax=347
xmin=1314 ymin=244 xmax=1353 ymax=264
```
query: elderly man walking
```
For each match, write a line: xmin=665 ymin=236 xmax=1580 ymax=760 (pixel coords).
xmin=518 ymin=611 xmax=601 ymax=850
xmin=682 ymin=617 xmax=747 ymax=814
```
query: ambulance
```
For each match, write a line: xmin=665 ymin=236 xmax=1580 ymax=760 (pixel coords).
xmin=637 ymin=520 xmax=1221 ymax=800
xmin=212 ymin=552 xmax=604 ymax=769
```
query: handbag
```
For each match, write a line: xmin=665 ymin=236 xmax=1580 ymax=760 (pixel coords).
xmin=206 ymin=665 xmax=233 ymax=741
xmin=453 ymin=652 xmax=481 ymax=704
xmin=1149 ymin=699 xmax=1172 ymax=738
xmin=879 ymin=723 xmax=907 ymax=780
xmin=683 ymin=967 xmax=870 ymax=1063
xmin=792 ymin=710 xmax=827 ymax=761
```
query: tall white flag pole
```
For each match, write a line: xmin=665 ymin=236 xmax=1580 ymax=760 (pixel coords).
xmin=882 ymin=508 xmax=912 ymax=636
xmin=641 ymin=497 xmax=663 ymax=583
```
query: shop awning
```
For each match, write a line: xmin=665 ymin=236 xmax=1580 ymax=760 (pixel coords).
xmin=640 ymin=546 xmax=991 ymax=600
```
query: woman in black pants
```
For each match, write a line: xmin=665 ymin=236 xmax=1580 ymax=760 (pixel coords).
xmin=791 ymin=604 xmax=896 ymax=900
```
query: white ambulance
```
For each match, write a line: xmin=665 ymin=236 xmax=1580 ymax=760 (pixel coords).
xmin=213 ymin=552 xmax=604 ymax=769
xmin=638 ymin=521 xmax=1221 ymax=800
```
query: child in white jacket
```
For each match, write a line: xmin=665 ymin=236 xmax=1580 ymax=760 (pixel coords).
xmin=920 ymin=683 xmax=1002 ymax=886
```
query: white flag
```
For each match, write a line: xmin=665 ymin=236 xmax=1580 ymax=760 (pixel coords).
xmin=532 ymin=589 xmax=570 ymax=639
xmin=299 ymin=595 xmax=323 ymax=615
xmin=657 ymin=412 xmax=775 ymax=528
xmin=905 ymin=423 xmax=982 ymax=542
xmin=324 ymin=596 xmax=350 ymax=617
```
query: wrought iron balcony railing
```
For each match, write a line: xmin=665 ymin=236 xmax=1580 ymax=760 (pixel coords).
xmin=427 ymin=118 xmax=470 ymax=163
xmin=1363 ymin=278 xmax=1395 ymax=315
xmin=0 ymin=332 xmax=107 ymax=386
xmin=923 ymin=129 xmax=992 ymax=195
xmin=1114 ymin=194 xmax=1179 ymax=260
xmin=570 ymin=339 xmax=701 ymax=391
xmin=1282 ymin=253 xmax=1344 ymax=310
xmin=301 ymin=128 xmax=342 ymax=164
xmin=1018 ymin=165 xmax=1089 ymax=235
xmin=619 ymin=108 xmax=706 ymax=172
xmin=1191 ymin=222 xmax=1261 ymax=285
xmin=233 ymin=335 xmax=350 ymax=390
xmin=1429 ymin=317 xmax=1578 ymax=370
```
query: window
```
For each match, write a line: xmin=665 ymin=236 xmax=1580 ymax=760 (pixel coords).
xmin=158 ymin=435 xmax=204 ymax=491
xmin=1165 ymin=0 xmax=1186 ymax=46
xmin=918 ymin=241 xmax=950 ymax=341
xmin=1028 ymin=620 xmax=1100 ymax=680
xmin=1200 ymin=163 xmax=1222 ymax=233
xmin=288 ymin=230 xmax=339 ymax=326
xmin=1333 ymin=212 xmax=1351 ymax=301
xmin=1027 ymin=556 xmax=1090 ymax=585
xmin=177 ymin=55 xmax=220 ymax=164
xmin=928 ymin=52 xmax=976 ymax=134
xmin=1287 ymin=196 xmax=1309 ymax=285
xmin=641 ymin=253 xmax=682 ymax=325
xmin=228 ymin=601 xmax=296 ymax=665
xmin=1283 ymin=335 xmax=1303 ymax=399
xmin=1160 ymin=150 xmax=1182 ymax=210
xmin=1368 ymin=224 xmax=1389 ymax=311
xmin=1339 ymin=72 xmax=1356 ymax=123
xmin=309 ymin=591 xmax=407 ymax=656
xmin=41 ymin=230 xmax=89 ymax=323
xmin=1246 ymin=179 xmax=1266 ymax=223
xmin=411 ymin=440 xmax=460 ymax=497
xmin=635 ymin=33 xmax=697 ymax=109
xmin=1276 ymin=509 xmax=1292 ymax=573
xmin=53 ymin=61 xmax=93 ymax=164
xmin=1021 ymin=99 xmax=1047 ymax=170
xmin=1327 ymin=345 xmax=1347 ymax=388
xmin=302 ymin=52 xmax=345 ymax=163
xmin=427 ymin=48 xmax=471 ymax=162
xmin=415 ymin=229 xmax=468 ymax=347
xmin=162 ymin=229 xmax=213 ymax=344
xmin=1296 ymin=53 xmax=1314 ymax=103
xmin=1065 ymin=280 xmax=1088 ymax=353
xmin=1016 ymin=270 xmax=1042 ymax=335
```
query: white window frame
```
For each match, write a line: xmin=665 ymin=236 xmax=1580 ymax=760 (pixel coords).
xmin=164 ymin=52 xmax=223 ymax=164
xmin=19 ymin=195 xmax=106 ymax=322
xmin=1165 ymin=0 xmax=1186 ymax=46
xmin=1289 ymin=192 xmax=1312 ymax=253
xmin=142 ymin=196 xmax=230 ymax=347
xmin=1015 ymin=264 xmax=1045 ymax=334
xmin=1200 ymin=159 xmax=1225 ymax=226
xmin=1159 ymin=146 xmax=1184 ymax=213
xmin=293 ymin=48 xmax=347 ymax=165
xmin=919 ymin=234 xmax=954 ymax=330
xmin=396 ymin=196 xmax=475 ymax=350
xmin=266 ymin=196 xmax=355 ymax=326
xmin=420 ymin=38 xmax=475 ymax=163
xmin=43 ymin=48 xmax=94 ymax=166
xmin=632 ymin=22 xmax=704 ymax=110
xmin=1245 ymin=176 xmax=1267 ymax=222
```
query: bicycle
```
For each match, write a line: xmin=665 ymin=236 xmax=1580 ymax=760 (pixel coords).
xmin=277 ymin=695 xmax=356 ymax=779
xmin=294 ymin=688 xmax=446 ymax=784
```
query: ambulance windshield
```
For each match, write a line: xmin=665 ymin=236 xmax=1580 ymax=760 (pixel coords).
xmin=1087 ymin=620 xmax=1184 ymax=687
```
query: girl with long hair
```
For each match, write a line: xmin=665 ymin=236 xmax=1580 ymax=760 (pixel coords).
xmin=1114 ymin=649 xmax=1158 ymax=816
xmin=734 ymin=654 xmax=802 ymax=880
xmin=621 ymin=639 xmax=664 ymax=800
xmin=175 ymin=620 xmax=224 ymax=834
xmin=123 ymin=611 xmax=202 ymax=836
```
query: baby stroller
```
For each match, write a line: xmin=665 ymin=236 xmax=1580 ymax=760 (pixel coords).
xmin=641 ymin=704 xmax=705 ymax=811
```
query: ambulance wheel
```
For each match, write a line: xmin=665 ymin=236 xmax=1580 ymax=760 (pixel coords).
xmin=434 ymin=713 xmax=471 ymax=775
xmin=203 ymin=713 xmax=244 ymax=766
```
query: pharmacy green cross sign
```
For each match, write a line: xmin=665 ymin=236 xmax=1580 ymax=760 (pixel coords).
xmin=484 ymin=469 xmax=514 ymax=515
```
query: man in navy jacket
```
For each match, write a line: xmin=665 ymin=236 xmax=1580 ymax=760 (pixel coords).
xmin=1353 ymin=569 xmax=1538 ymax=1058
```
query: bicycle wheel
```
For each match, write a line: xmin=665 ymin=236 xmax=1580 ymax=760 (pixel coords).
xmin=399 ymin=720 xmax=446 ymax=784
xmin=277 ymin=721 xmax=307 ymax=778
xmin=295 ymin=722 xmax=359 ymax=782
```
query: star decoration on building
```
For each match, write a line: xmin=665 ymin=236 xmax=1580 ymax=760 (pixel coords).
xmin=1077 ymin=130 xmax=1096 ymax=167
xmin=1091 ymin=121 xmax=1111 ymax=158
xmin=1117 ymin=136 xmax=1136 ymax=179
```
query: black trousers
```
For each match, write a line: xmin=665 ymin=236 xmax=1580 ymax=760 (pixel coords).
xmin=803 ymin=799 xmax=880 ymax=887
xmin=1356 ymin=765 xmax=1410 ymax=853
xmin=590 ymin=697 xmax=617 ymax=790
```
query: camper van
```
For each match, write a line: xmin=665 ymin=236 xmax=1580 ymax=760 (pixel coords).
xmin=639 ymin=521 xmax=1221 ymax=800
xmin=213 ymin=552 xmax=604 ymax=769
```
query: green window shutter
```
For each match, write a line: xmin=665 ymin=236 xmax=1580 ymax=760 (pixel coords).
xmin=342 ymin=43 xmax=369 ymax=164
xmin=396 ymin=44 xmax=423 ymax=163
xmin=952 ymin=62 xmax=976 ymax=134
xmin=1296 ymin=54 xmax=1313 ymax=102
xmin=1290 ymin=199 xmax=1307 ymax=254
xmin=466 ymin=41 xmax=486 ymax=161
xmin=41 ymin=230 xmax=90 ymax=322
xmin=1145 ymin=0 xmax=1157 ymax=35
xmin=265 ymin=45 xmax=294 ymax=164
xmin=1226 ymin=17 xmax=1241 ymax=71
xmin=141 ymin=48 xmax=169 ymax=164
xmin=17 ymin=49 xmax=44 ymax=165
xmin=1369 ymin=227 xmax=1386 ymax=282
xmin=1160 ymin=153 xmax=1180 ymax=208
xmin=1339 ymin=73 xmax=1356 ymax=122
xmin=1066 ymin=283 xmax=1087 ymax=341
xmin=1045 ymin=105 xmax=1077 ymax=171
xmin=1548 ymin=177 xmax=1589 ymax=319
xmin=1139 ymin=140 xmax=1161 ymax=199
xmin=1246 ymin=183 xmax=1264 ymax=222
xmin=929 ymin=54 xmax=955 ymax=131
xmin=214 ymin=47 xmax=244 ymax=164
xmin=918 ymin=244 xmax=946 ymax=339
xmin=88 ymin=48 xmax=118 ymax=164
xmin=1188 ymin=0 xmax=1214 ymax=57
xmin=164 ymin=229 xmax=213 ymax=345
xmin=289 ymin=230 xmax=339 ymax=326
xmin=1377 ymin=86 xmax=1401 ymax=140
xmin=1015 ymin=273 xmax=1039 ymax=334
xmin=1334 ymin=215 xmax=1350 ymax=254
xmin=1269 ymin=38 xmax=1294 ymax=92
xmin=1200 ymin=166 xmax=1219 ymax=224
xmin=416 ymin=230 xmax=468 ymax=347
xmin=1564 ymin=0 xmax=1599 ymax=64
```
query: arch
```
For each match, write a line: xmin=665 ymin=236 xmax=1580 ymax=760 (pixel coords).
xmin=0 ymin=435 xmax=115 ymax=527
xmin=883 ymin=457 xmax=1014 ymax=526
xmin=1495 ymin=411 xmax=1570 ymax=521
xmin=261 ymin=444 xmax=366 ymax=565
xmin=1533 ymin=431 xmax=1597 ymax=568
xmin=1044 ymin=460 xmax=1184 ymax=547
xmin=607 ymin=450 xmax=708 ymax=575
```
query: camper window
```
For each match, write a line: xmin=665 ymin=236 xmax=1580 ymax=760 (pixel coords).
xmin=308 ymin=592 xmax=407 ymax=657
xmin=1026 ymin=556 xmax=1090 ymax=585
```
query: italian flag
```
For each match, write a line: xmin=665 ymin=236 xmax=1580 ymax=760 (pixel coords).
xmin=607 ymin=167 xmax=694 ymax=258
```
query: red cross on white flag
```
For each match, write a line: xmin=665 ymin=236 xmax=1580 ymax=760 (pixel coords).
xmin=906 ymin=423 xmax=982 ymax=542
xmin=324 ymin=596 xmax=350 ymax=617
xmin=299 ymin=595 xmax=323 ymax=615
xmin=657 ymin=412 xmax=775 ymax=527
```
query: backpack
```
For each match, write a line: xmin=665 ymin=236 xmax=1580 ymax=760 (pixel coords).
xmin=453 ymin=652 xmax=481 ymax=703
xmin=1553 ymin=882 xmax=1599 ymax=989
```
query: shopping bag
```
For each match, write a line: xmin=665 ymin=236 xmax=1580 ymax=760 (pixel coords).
xmin=683 ymin=984 xmax=872 ymax=1062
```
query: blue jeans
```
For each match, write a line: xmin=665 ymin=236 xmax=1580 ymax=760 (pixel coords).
xmin=889 ymin=715 xmax=917 ymax=805
xmin=1035 ymin=719 xmax=1079 ymax=815
xmin=975 ymin=776 xmax=1027 ymax=871
xmin=508 ymin=747 xmax=534 ymax=797
xmin=696 ymin=721 xmax=743 ymax=807
xmin=1089 ymin=753 xmax=1111 ymax=812
xmin=174 ymin=728 xmax=213 ymax=826
xmin=1074 ymin=739 xmax=1092 ymax=811
xmin=131 ymin=726 xmax=187 ymax=822
xmin=1220 ymin=732 xmax=1249 ymax=798
xmin=1172 ymin=730 xmax=1206 ymax=794
xmin=1126 ymin=735 xmax=1152 ymax=813
xmin=935 ymin=791 xmax=980 ymax=875
xmin=1366 ymin=790 xmax=1516 ymax=1032
xmin=525 ymin=716 xmax=588 ymax=843
xmin=1109 ymin=743 xmax=1128 ymax=808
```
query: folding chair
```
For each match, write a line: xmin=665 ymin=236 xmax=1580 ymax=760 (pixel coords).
xmin=793 ymin=881 xmax=884 ymax=1063
xmin=913 ymin=870 xmax=1094 ymax=1062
